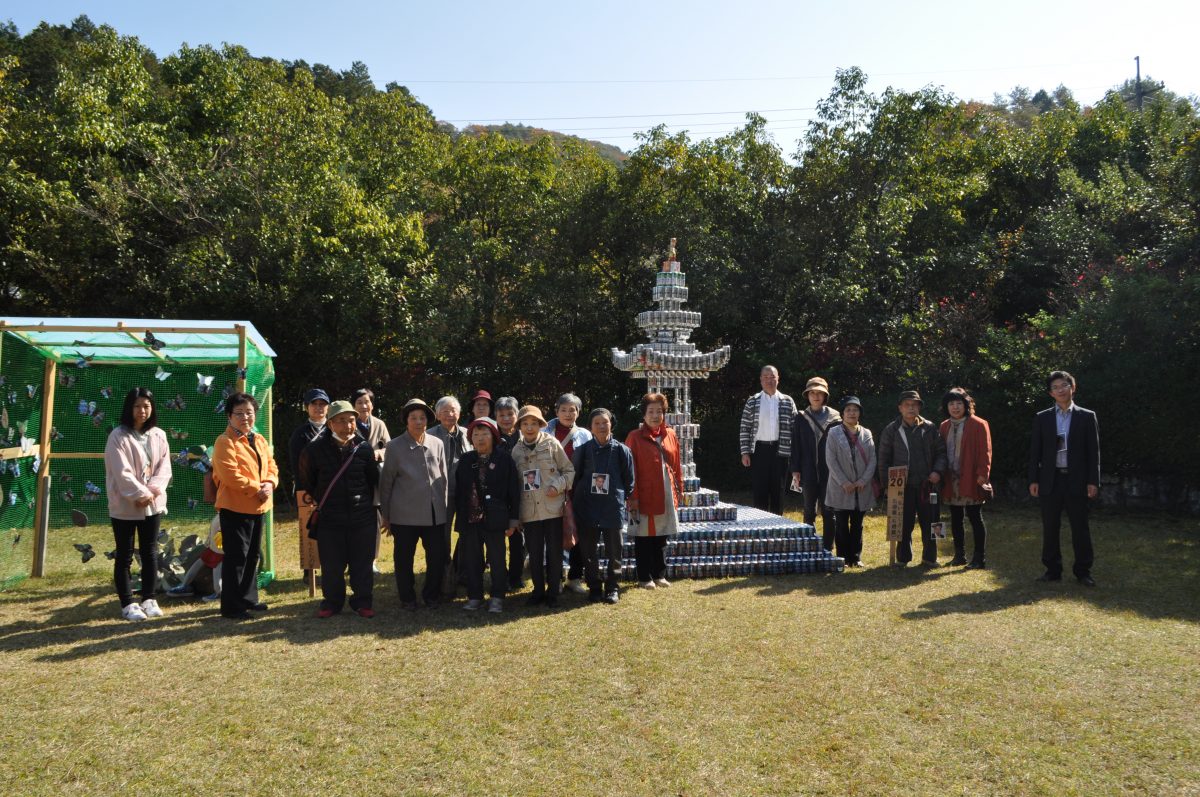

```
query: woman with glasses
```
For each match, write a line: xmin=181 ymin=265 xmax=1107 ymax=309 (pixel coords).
xmin=212 ymin=393 xmax=279 ymax=620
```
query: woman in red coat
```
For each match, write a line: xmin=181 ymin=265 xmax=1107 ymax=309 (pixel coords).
xmin=625 ymin=392 xmax=683 ymax=589
xmin=939 ymin=388 xmax=992 ymax=568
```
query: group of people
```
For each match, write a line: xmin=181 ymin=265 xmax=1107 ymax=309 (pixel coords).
xmin=287 ymin=388 xmax=682 ymax=616
xmin=740 ymin=366 xmax=1100 ymax=585
xmin=100 ymin=366 xmax=1101 ymax=622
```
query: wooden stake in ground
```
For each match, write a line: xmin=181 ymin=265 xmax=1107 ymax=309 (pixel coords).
xmin=296 ymin=491 xmax=320 ymax=597
xmin=886 ymin=466 xmax=908 ymax=565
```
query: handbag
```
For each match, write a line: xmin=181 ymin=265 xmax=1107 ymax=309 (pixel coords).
xmin=306 ymin=442 xmax=365 ymax=539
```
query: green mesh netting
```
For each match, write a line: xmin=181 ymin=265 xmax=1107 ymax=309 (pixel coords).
xmin=0 ymin=327 xmax=276 ymax=590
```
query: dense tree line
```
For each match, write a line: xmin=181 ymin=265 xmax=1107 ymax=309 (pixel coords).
xmin=2 ymin=18 xmax=1197 ymax=490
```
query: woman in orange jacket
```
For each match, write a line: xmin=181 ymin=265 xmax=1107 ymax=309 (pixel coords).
xmin=625 ymin=392 xmax=683 ymax=589
xmin=213 ymin=392 xmax=279 ymax=619
xmin=939 ymin=388 xmax=992 ymax=569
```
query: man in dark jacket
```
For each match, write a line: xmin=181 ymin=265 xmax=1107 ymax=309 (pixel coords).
xmin=572 ymin=408 xmax=635 ymax=604
xmin=298 ymin=400 xmax=380 ymax=617
xmin=877 ymin=390 xmax=948 ymax=567
xmin=1028 ymin=370 xmax=1100 ymax=586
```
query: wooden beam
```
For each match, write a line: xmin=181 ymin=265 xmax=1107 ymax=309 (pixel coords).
xmin=31 ymin=358 xmax=57 ymax=578
xmin=2 ymin=324 xmax=244 ymax=335
xmin=115 ymin=321 xmax=167 ymax=361
xmin=0 ymin=444 xmax=40 ymax=460
xmin=235 ymin=324 xmax=247 ymax=393
xmin=44 ymin=452 xmax=105 ymax=460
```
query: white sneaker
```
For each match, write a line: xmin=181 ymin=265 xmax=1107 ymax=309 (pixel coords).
xmin=463 ymin=599 xmax=484 ymax=611
xmin=140 ymin=598 xmax=164 ymax=618
xmin=488 ymin=597 xmax=503 ymax=613
xmin=566 ymin=579 xmax=587 ymax=594
xmin=639 ymin=580 xmax=656 ymax=590
xmin=654 ymin=578 xmax=671 ymax=588
xmin=122 ymin=602 xmax=148 ymax=622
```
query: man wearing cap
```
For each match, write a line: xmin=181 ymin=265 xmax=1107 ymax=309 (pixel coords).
xmin=877 ymin=390 xmax=948 ymax=567
xmin=297 ymin=400 xmax=380 ymax=618
xmin=288 ymin=388 xmax=330 ymax=484
xmin=380 ymin=398 xmax=449 ymax=609
xmin=470 ymin=389 xmax=494 ymax=421
xmin=738 ymin=365 xmax=797 ymax=514
xmin=1029 ymin=370 xmax=1100 ymax=587
xmin=790 ymin=376 xmax=842 ymax=546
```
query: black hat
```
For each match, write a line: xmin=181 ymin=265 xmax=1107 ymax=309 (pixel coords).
xmin=841 ymin=395 xmax=863 ymax=411
xmin=303 ymin=388 xmax=330 ymax=404
xmin=897 ymin=389 xmax=923 ymax=405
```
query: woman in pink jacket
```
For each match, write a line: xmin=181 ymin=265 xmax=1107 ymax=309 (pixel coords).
xmin=104 ymin=388 xmax=172 ymax=621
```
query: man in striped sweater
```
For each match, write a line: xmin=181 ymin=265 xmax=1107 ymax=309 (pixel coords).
xmin=739 ymin=365 xmax=797 ymax=514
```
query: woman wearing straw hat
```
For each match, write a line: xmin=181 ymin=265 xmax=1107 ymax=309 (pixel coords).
xmin=297 ymin=400 xmax=380 ymax=617
xmin=454 ymin=417 xmax=521 ymax=613
xmin=509 ymin=405 xmax=574 ymax=608
xmin=791 ymin=376 xmax=841 ymax=549
xmin=625 ymin=392 xmax=683 ymax=589
xmin=823 ymin=396 xmax=876 ymax=567
xmin=380 ymin=398 xmax=448 ymax=610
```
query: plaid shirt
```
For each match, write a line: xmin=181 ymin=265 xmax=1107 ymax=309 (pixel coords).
xmin=739 ymin=391 xmax=797 ymax=458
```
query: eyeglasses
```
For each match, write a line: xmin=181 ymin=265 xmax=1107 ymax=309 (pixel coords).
xmin=232 ymin=410 xmax=256 ymax=418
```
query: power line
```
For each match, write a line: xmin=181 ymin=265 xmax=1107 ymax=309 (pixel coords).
xmin=403 ymin=60 xmax=1126 ymax=85
xmin=443 ymin=106 xmax=816 ymax=124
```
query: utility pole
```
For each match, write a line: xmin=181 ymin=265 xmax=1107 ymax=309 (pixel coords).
xmin=1135 ymin=56 xmax=1142 ymax=111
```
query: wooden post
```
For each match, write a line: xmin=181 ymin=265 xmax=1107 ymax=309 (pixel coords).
xmin=886 ymin=466 xmax=908 ymax=566
xmin=235 ymin=324 xmax=247 ymax=394
xmin=31 ymin=358 xmax=58 ymax=577
xmin=297 ymin=491 xmax=320 ymax=597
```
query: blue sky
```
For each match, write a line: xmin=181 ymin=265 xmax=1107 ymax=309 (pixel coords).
xmin=6 ymin=1 xmax=1197 ymax=152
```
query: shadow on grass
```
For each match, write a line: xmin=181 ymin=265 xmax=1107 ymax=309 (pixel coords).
xmin=2 ymin=505 xmax=1195 ymax=660
xmin=0 ymin=570 xmax=601 ymax=661
xmin=699 ymin=504 xmax=1200 ymax=624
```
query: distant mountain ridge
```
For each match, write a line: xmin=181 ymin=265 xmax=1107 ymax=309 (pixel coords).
xmin=456 ymin=122 xmax=627 ymax=164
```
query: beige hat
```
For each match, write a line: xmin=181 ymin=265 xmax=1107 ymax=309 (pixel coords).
xmin=803 ymin=377 xmax=830 ymax=398
xmin=516 ymin=404 xmax=548 ymax=428
xmin=401 ymin=397 xmax=436 ymax=425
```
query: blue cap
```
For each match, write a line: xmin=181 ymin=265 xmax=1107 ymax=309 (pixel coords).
xmin=303 ymin=388 xmax=331 ymax=404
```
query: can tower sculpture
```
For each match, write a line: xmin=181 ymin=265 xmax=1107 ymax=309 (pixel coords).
xmin=606 ymin=238 xmax=845 ymax=577
xmin=611 ymin=238 xmax=731 ymax=499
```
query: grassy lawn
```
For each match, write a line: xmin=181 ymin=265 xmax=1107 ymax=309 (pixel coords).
xmin=1 ymin=499 xmax=1197 ymax=796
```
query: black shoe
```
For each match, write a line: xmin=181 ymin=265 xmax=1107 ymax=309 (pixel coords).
xmin=222 ymin=610 xmax=252 ymax=620
xmin=526 ymin=593 xmax=545 ymax=606
xmin=965 ymin=561 xmax=986 ymax=570
xmin=546 ymin=595 xmax=559 ymax=609
xmin=400 ymin=600 xmax=419 ymax=611
xmin=510 ymin=578 xmax=526 ymax=590
xmin=948 ymin=557 xmax=968 ymax=567
xmin=246 ymin=602 xmax=269 ymax=612
xmin=1036 ymin=572 xmax=1062 ymax=582
xmin=588 ymin=590 xmax=603 ymax=603
xmin=604 ymin=590 xmax=619 ymax=604
xmin=1077 ymin=575 xmax=1096 ymax=587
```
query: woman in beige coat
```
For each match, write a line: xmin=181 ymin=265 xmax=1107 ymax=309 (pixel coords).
xmin=508 ymin=405 xmax=574 ymax=607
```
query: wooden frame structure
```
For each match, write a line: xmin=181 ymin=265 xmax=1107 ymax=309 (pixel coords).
xmin=0 ymin=318 xmax=273 ymax=580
